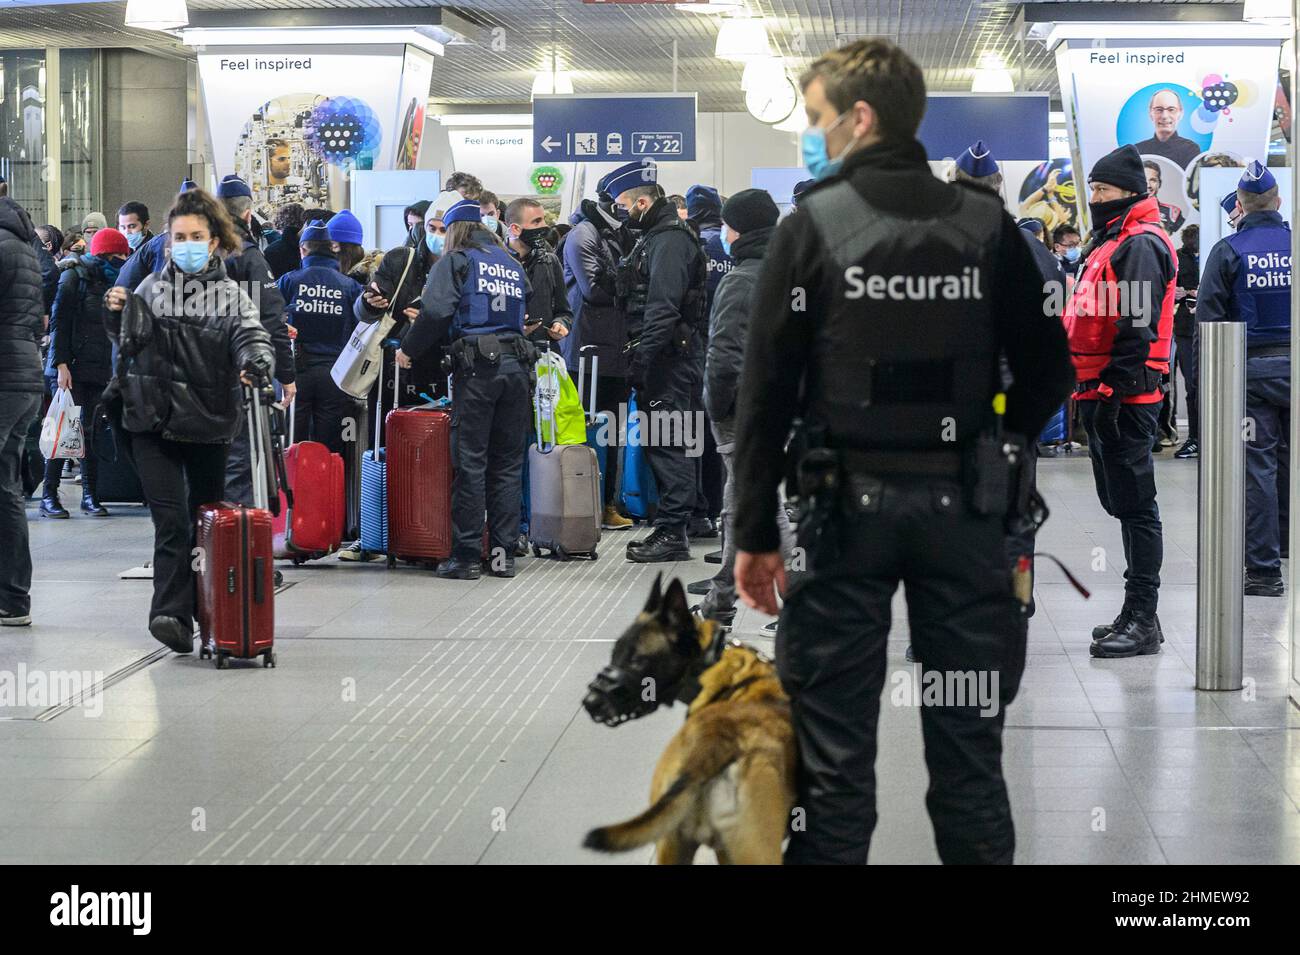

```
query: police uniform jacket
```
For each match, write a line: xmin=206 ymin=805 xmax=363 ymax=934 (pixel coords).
xmin=1196 ymin=209 xmax=1292 ymax=351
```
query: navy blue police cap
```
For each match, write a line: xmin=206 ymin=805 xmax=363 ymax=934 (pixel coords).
xmin=1238 ymin=160 xmax=1276 ymax=194
xmin=955 ymin=140 xmax=998 ymax=178
xmin=602 ymin=160 xmax=658 ymax=201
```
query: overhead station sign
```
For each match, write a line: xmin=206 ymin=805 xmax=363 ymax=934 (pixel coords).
xmin=532 ymin=93 xmax=697 ymax=163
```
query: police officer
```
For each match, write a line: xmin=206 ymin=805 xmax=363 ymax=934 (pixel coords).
xmin=790 ymin=178 xmax=816 ymax=209
xmin=1066 ymin=145 xmax=1178 ymax=658
xmin=276 ymin=219 xmax=363 ymax=454
xmin=395 ymin=197 xmax=533 ymax=581
xmin=732 ymin=38 xmax=1073 ymax=865
xmin=1197 ymin=161 xmax=1292 ymax=596
xmin=611 ymin=159 xmax=711 ymax=563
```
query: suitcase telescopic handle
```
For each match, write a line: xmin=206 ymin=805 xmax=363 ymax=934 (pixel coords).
xmin=579 ymin=345 xmax=599 ymax=424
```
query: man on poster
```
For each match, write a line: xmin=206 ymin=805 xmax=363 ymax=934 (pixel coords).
xmin=1134 ymin=89 xmax=1201 ymax=169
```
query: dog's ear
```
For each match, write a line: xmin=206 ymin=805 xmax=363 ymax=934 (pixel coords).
xmin=659 ymin=579 xmax=696 ymax=651
xmin=642 ymin=572 xmax=664 ymax=613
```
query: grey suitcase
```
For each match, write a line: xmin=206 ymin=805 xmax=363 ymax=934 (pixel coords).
xmin=528 ymin=354 xmax=601 ymax=561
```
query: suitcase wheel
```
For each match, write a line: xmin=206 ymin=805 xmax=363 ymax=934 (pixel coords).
xmin=263 ymin=650 xmax=277 ymax=669
xmin=386 ymin=556 xmax=397 ymax=569
xmin=532 ymin=544 xmax=543 ymax=559
xmin=215 ymin=652 xmax=229 ymax=670
xmin=292 ymin=557 xmax=304 ymax=567
xmin=555 ymin=546 xmax=570 ymax=562
xmin=589 ymin=548 xmax=598 ymax=561
xmin=199 ymin=640 xmax=212 ymax=661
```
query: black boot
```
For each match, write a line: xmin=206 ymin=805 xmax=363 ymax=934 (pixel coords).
xmin=435 ymin=557 xmax=481 ymax=580
xmin=1244 ymin=571 xmax=1284 ymax=597
xmin=81 ymin=491 xmax=108 ymax=517
xmin=149 ymin=615 xmax=194 ymax=654
xmin=686 ymin=516 xmax=718 ymax=540
xmin=1091 ymin=608 xmax=1131 ymax=641
xmin=1090 ymin=611 xmax=1162 ymax=658
xmin=687 ymin=578 xmax=712 ymax=596
xmin=626 ymin=525 xmax=690 ymax=563
xmin=40 ymin=494 xmax=69 ymax=519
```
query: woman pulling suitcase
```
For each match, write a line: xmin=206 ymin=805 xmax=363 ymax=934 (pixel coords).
xmin=104 ymin=187 xmax=274 ymax=653
xmin=393 ymin=197 xmax=533 ymax=580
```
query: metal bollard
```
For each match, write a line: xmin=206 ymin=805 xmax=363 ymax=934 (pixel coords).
xmin=1196 ymin=321 xmax=1245 ymax=691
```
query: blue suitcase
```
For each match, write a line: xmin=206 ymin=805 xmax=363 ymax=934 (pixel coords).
xmin=358 ymin=347 xmax=396 ymax=554
xmin=620 ymin=390 xmax=658 ymax=521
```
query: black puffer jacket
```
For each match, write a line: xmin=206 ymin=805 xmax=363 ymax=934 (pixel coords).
xmin=105 ymin=256 xmax=273 ymax=443
xmin=562 ymin=198 xmax=631 ymax=377
xmin=46 ymin=254 xmax=117 ymax=384
xmin=0 ymin=198 xmax=45 ymax=394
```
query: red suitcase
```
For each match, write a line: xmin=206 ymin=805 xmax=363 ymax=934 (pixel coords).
xmin=273 ymin=439 xmax=344 ymax=562
xmin=197 ymin=384 xmax=284 ymax=669
xmin=385 ymin=407 xmax=454 ymax=566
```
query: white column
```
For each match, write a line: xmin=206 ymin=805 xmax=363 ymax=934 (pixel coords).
xmin=43 ymin=47 xmax=60 ymax=224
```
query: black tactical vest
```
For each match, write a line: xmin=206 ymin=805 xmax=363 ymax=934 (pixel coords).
xmin=798 ymin=180 xmax=1004 ymax=451
xmin=617 ymin=216 xmax=709 ymax=332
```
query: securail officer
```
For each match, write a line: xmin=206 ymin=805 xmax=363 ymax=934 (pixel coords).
xmin=395 ymin=197 xmax=534 ymax=581
xmin=731 ymin=38 xmax=1073 ymax=865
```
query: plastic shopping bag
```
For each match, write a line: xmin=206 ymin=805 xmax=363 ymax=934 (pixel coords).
xmin=38 ymin=388 xmax=86 ymax=460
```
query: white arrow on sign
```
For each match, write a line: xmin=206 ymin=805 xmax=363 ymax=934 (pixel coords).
xmin=541 ymin=135 xmax=561 ymax=153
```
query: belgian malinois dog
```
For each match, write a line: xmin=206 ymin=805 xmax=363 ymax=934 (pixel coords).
xmin=581 ymin=575 xmax=796 ymax=864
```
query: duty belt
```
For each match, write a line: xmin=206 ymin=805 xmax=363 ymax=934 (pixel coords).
xmin=839 ymin=447 xmax=963 ymax=479
xmin=1247 ymin=344 xmax=1290 ymax=359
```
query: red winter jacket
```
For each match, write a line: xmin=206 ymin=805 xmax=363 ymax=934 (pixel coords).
xmin=1064 ymin=195 xmax=1176 ymax=403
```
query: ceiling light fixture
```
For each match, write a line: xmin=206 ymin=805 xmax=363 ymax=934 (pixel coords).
xmin=125 ymin=0 xmax=189 ymax=31
xmin=741 ymin=54 xmax=786 ymax=92
xmin=715 ymin=16 xmax=773 ymax=62
xmin=970 ymin=53 xmax=1014 ymax=93
xmin=531 ymin=54 xmax=574 ymax=97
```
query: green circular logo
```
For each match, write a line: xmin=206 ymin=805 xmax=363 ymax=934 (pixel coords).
xmin=531 ymin=166 xmax=564 ymax=195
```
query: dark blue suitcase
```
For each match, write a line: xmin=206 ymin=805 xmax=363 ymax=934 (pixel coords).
xmin=1040 ymin=403 xmax=1067 ymax=444
xmin=620 ymin=391 xmax=658 ymax=521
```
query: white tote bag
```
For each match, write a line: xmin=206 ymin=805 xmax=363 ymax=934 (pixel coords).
xmin=331 ymin=248 xmax=416 ymax=399
xmin=39 ymin=388 xmax=86 ymax=460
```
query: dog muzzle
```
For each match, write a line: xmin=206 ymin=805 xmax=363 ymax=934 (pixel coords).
xmin=582 ymin=665 xmax=663 ymax=727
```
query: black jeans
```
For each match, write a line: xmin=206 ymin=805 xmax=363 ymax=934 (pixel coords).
xmin=641 ymin=347 xmax=702 ymax=529
xmin=123 ymin=431 xmax=228 ymax=629
xmin=1174 ymin=334 xmax=1198 ymax=442
xmin=450 ymin=356 xmax=530 ymax=562
xmin=1079 ymin=400 xmax=1162 ymax=614
xmin=42 ymin=376 xmax=104 ymax=501
xmin=593 ymin=374 xmax=628 ymax=507
xmin=778 ymin=478 xmax=1025 ymax=865
xmin=0 ymin=392 xmax=41 ymax=616
xmin=293 ymin=355 xmax=350 ymax=455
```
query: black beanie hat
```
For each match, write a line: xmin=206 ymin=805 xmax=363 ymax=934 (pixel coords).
xmin=720 ymin=188 xmax=779 ymax=235
xmin=1087 ymin=144 xmax=1147 ymax=196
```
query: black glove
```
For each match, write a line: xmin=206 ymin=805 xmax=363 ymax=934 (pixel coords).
xmin=1095 ymin=393 xmax=1122 ymax=444
xmin=628 ymin=362 xmax=647 ymax=393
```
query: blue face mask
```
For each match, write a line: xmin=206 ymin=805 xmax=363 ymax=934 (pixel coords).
xmin=1063 ymin=246 xmax=1080 ymax=264
xmin=101 ymin=258 xmax=122 ymax=284
xmin=481 ymin=215 xmax=499 ymax=234
xmin=171 ymin=240 xmax=211 ymax=274
xmin=426 ymin=231 xmax=445 ymax=256
xmin=721 ymin=230 xmax=734 ymax=257
xmin=125 ymin=230 xmax=144 ymax=251
xmin=800 ymin=112 xmax=854 ymax=181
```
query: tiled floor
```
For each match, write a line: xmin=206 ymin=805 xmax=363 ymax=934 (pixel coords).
xmin=2 ymin=449 xmax=1298 ymax=864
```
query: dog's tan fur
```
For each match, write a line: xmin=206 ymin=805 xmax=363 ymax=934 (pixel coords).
xmin=585 ymin=609 xmax=797 ymax=865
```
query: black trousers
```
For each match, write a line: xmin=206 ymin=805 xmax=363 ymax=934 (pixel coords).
xmin=1174 ymin=333 xmax=1198 ymax=443
xmin=42 ymin=376 xmax=104 ymax=501
xmin=0 ymin=392 xmax=41 ymax=616
xmin=778 ymin=478 xmax=1025 ymax=865
xmin=450 ymin=356 xmax=530 ymax=562
xmin=593 ymin=374 xmax=629 ymax=506
xmin=293 ymin=355 xmax=350 ymax=455
xmin=1079 ymin=400 xmax=1162 ymax=614
xmin=641 ymin=347 xmax=702 ymax=529
xmin=124 ymin=431 xmax=228 ymax=629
